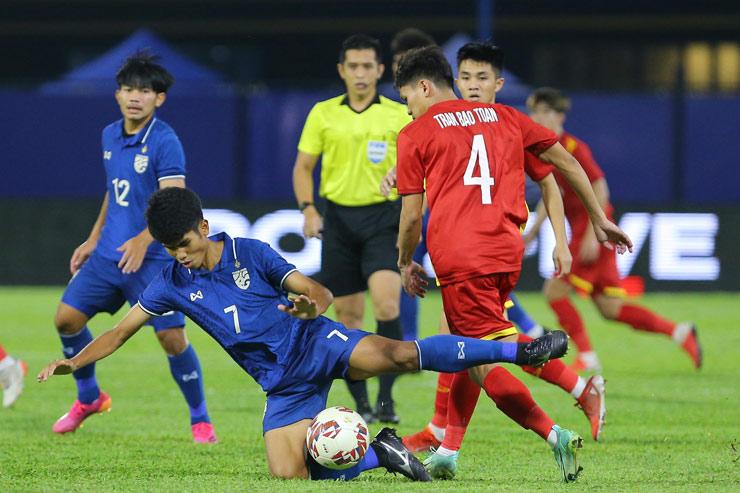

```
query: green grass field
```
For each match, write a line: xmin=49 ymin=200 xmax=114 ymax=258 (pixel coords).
xmin=1 ymin=288 xmax=739 ymax=492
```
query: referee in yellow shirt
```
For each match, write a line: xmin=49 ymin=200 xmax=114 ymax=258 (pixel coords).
xmin=292 ymin=34 xmax=411 ymax=424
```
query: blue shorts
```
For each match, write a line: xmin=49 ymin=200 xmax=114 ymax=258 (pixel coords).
xmin=262 ymin=319 xmax=372 ymax=434
xmin=61 ymin=251 xmax=185 ymax=331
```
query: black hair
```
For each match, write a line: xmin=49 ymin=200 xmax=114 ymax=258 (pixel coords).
xmin=390 ymin=28 xmax=436 ymax=56
xmin=526 ymin=87 xmax=572 ymax=113
xmin=116 ymin=49 xmax=175 ymax=93
xmin=394 ymin=45 xmax=454 ymax=90
xmin=456 ymin=42 xmax=505 ymax=78
xmin=146 ymin=187 xmax=204 ymax=245
xmin=338 ymin=34 xmax=382 ymax=64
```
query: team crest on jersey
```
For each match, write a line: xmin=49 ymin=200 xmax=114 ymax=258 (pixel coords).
xmin=367 ymin=140 xmax=388 ymax=164
xmin=232 ymin=267 xmax=251 ymax=290
xmin=133 ymin=154 xmax=149 ymax=173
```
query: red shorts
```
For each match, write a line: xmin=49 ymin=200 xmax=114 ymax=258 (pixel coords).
xmin=567 ymin=244 xmax=625 ymax=298
xmin=440 ymin=272 xmax=520 ymax=339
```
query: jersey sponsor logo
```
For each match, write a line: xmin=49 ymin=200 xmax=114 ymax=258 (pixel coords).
xmin=457 ymin=341 xmax=466 ymax=360
xmin=103 ymin=150 xmax=112 ymax=160
xmin=181 ymin=371 xmax=199 ymax=382
xmin=133 ymin=153 xmax=149 ymax=173
xmin=367 ymin=140 xmax=388 ymax=164
xmin=232 ymin=267 xmax=251 ymax=290
xmin=190 ymin=290 xmax=204 ymax=301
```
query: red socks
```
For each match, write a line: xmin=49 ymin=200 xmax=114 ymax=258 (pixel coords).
xmin=549 ymin=298 xmax=593 ymax=352
xmin=617 ymin=304 xmax=675 ymax=336
xmin=431 ymin=372 xmax=454 ymax=429
xmin=440 ymin=371 xmax=481 ymax=451
xmin=0 ymin=343 xmax=6 ymax=362
xmin=482 ymin=366 xmax=555 ymax=440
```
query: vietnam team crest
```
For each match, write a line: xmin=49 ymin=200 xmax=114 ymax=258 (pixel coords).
xmin=367 ymin=140 xmax=388 ymax=164
xmin=133 ymin=154 xmax=149 ymax=173
xmin=232 ymin=267 xmax=251 ymax=290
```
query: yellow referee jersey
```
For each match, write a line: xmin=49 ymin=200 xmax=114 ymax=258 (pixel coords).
xmin=297 ymin=94 xmax=412 ymax=206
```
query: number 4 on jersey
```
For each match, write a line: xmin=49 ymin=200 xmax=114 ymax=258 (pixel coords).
xmin=464 ymin=134 xmax=495 ymax=204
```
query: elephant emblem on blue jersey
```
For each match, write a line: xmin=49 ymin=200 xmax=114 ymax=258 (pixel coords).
xmin=232 ymin=267 xmax=251 ymax=290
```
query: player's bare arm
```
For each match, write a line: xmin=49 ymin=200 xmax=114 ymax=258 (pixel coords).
xmin=38 ymin=304 xmax=151 ymax=382
xmin=397 ymin=193 xmax=428 ymax=298
xmin=292 ymin=151 xmax=323 ymax=239
xmin=70 ymin=192 xmax=109 ymax=274
xmin=537 ymin=173 xmax=572 ymax=277
xmin=523 ymin=199 xmax=548 ymax=247
xmin=379 ymin=165 xmax=397 ymax=198
xmin=278 ymin=271 xmax=333 ymax=319
xmin=116 ymin=178 xmax=185 ymax=274
xmin=538 ymin=143 xmax=633 ymax=253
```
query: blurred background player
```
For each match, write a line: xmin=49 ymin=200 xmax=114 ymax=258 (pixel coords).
xmin=403 ymin=42 xmax=608 ymax=465
xmin=292 ymin=34 xmax=411 ymax=423
xmin=389 ymin=28 xmax=436 ymax=342
xmin=0 ymin=343 xmax=26 ymax=407
xmin=524 ymin=87 xmax=702 ymax=373
xmin=50 ymin=51 xmax=216 ymax=442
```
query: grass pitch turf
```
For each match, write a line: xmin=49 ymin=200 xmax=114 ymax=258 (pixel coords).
xmin=1 ymin=288 xmax=738 ymax=491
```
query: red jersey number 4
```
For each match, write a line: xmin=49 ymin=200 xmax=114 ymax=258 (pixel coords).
xmin=464 ymin=134 xmax=495 ymax=204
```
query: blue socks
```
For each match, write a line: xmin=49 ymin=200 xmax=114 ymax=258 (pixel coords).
xmin=59 ymin=327 xmax=99 ymax=404
xmin=308 ymin=445 xmax=379 ymax=480
xmin=415 ymin=334 xmax=518 ymax=373
xmin=507 ymin=293 xmax=539 ymax=335
xmin=400 ymin=289 xmax=418 ymax=341
xmin=167 ymin=344 xmax=210 ymax=425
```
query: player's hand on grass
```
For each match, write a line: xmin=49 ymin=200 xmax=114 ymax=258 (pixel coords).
xmin=399 ymin=261 xmax=429 ymax=298
xmin=117 ymin=233 xmax=152 ymax=274
xmin=278 ymin=294 xmax=319 ymax=319
xmin=593 ymin=219 xmax=633 ymax=255
xmin=37 ymin=359 xmax=78 ymax=382
xmin=302 ymin=210 xmax=324 ymax=240
xmin=552 ymin=242 xmax=573 ymax=278
xmin=70 ymin=240 xmax=97 ymax=274
xmin=380 ymin=165 xmax=397 ymax=198
xmin=578 ymin=235 xmax=601 ymax=264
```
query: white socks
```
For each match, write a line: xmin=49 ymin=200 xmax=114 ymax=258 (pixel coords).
xmin=570 ymin=377 xmax=587 ymax=399
xmin=428 ymin=423 xmax=446 ymax=441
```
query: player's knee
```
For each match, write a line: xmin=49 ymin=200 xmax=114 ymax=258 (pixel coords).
xmin=373 ymin=299 xmax=399 ymax=321
xmin=388 ymin=341 xmax=418 ymax=372
xmin=54 ymin=313 xmax=82 ymax=335
xmin=156 ymin=328 xmax=187 ymax=356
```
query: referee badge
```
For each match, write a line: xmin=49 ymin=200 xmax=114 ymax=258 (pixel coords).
xmin=367 ymin=140 xmax=388 ymax=164
xmin=133 ymin=153 xmax=149 ymax=173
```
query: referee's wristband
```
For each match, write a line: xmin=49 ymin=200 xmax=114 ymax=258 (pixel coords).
xmin=298 ymin=201 xmax=314 ymax=212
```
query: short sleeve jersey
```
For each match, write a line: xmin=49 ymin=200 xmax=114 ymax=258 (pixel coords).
xmin=525 ymin=131 xmax=613 ymax=247
xmin=397 ymin=100 xmax=557 ymax=285
xmin=97 ymin=116 xmax=186 ymax=262
xmin=297 ymin=94 xmax=412 ymax=206
xmin=138 ymin=232 xmax=330 ymax=394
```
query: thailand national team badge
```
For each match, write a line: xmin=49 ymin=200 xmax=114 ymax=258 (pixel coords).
xmin=133 ymin=153 xmax=149 ymax=173
xmin=367 ymin=140 xmax=388 ymax=164
xmin=232 ymin=267 xmax=251 ymax=290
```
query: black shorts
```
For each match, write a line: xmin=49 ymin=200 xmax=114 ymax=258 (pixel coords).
xmin=319 ymin=200 xmax=401 ymax=297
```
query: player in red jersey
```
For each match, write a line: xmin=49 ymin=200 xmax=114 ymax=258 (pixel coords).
xmin=400 ymin=42 xmax=608 ymax=465
xmin=523 ymin=87 xmax=701 ymax=373
xmin=394 ymin=46 xmax=632 ymax=483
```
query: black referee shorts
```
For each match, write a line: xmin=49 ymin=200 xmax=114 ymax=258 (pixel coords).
xmin=319 ymin=199 xmax=401 ymax=297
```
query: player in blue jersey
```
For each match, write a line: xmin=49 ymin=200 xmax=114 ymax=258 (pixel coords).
xmin=50 ymin=51 xmax=217 ymax=443
xmin=39 ymin=187 xmax=569 ymax=482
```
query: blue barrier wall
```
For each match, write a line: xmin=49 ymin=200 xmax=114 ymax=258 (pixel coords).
xmin=2 ymin=90 xmax=738 ymax=203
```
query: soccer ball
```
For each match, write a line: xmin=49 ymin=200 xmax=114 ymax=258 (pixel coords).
xmin=306 ymin=406 xmax=370 ymax=470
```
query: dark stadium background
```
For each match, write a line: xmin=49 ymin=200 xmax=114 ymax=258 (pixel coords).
xmin=1 ymin=0 xmax=738 ymax=289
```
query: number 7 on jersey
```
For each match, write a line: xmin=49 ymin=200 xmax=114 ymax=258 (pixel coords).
xmin=464 ymin=134 xmax=495 ymax=204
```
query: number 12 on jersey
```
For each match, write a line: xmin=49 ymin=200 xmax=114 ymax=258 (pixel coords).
xmin=464 ymin=134 xmax=495 ymax=204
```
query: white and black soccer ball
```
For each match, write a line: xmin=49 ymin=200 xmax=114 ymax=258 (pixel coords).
xmin=306 ymin=406 xmax=370 ymax=470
